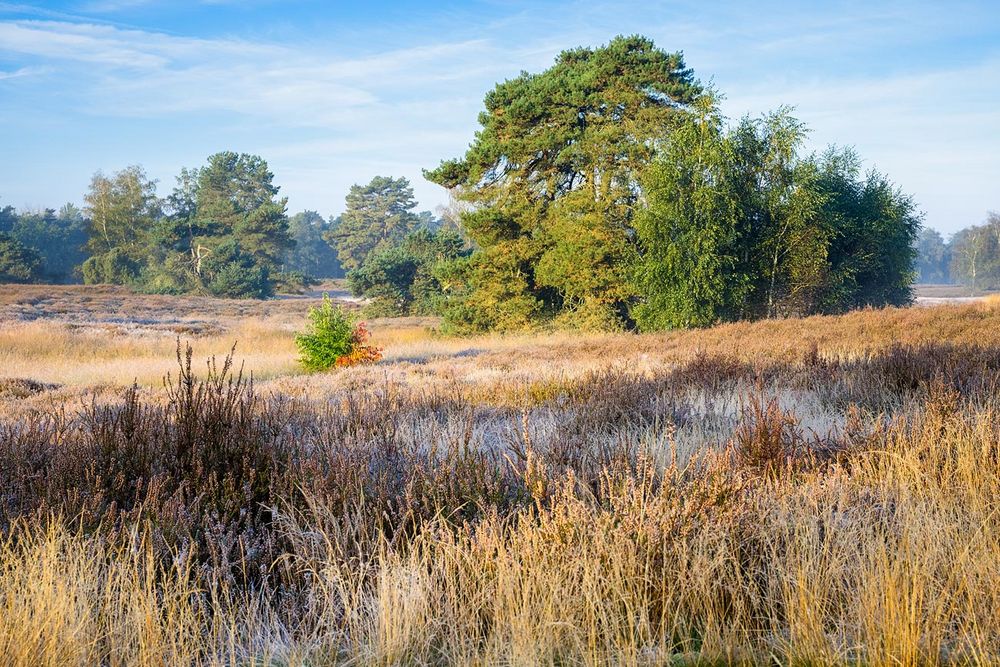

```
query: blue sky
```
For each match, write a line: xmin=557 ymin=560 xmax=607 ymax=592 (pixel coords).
xmin=1 ymin=1 xmax=997 ymax=234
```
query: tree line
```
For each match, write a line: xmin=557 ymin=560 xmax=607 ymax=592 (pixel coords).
xmin=915 ymin=213 xmax=1000 ymax=291
xmin=2 ymin=35 xmax=948 ymax=330
xmin=0 ymin=158 xmax=455 ymax=299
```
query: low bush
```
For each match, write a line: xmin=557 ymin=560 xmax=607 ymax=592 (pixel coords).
xmin=295 ymin=295 xmax=381 ymax=371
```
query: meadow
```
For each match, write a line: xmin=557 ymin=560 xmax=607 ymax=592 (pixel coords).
xmin=2 ymin=284 xmax=1000 ymax=665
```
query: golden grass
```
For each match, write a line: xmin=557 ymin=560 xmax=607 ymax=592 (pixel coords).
xmin=5 ymin=401 xmax=1000 ymax=665
xmin=4 ymin=283 xmax=1000 ymax=391
xmin=4 ymin=285 xmax=1000 ymax=664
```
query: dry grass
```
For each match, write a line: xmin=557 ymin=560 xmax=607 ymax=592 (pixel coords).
xmin=3 ymin=284 xmax=1000 ymax=664
xmin=5 ymin=283 xmax=1000 ymax=391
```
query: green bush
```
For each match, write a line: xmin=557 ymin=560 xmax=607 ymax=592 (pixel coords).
xmin=347 ymin=228 xmax=468 ymax=317
xmin=202 ymin=240 xmax=273 ymax=299
xmin=81 ymin=248 xmax=141 ymax=285
xmin=208 ymin=262 xmax=271 ymax=299
xmin=295 ymin=296 xmax=362 ymax=371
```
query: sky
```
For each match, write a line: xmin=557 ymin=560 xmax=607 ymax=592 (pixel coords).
xmin=0 ymin=0 xmax=997 ymax=234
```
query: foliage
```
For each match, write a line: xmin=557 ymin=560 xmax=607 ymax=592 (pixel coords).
xmin=634 ymin=99 xmax=745 ymax=329
xmin=200 ymin=240 xmax=273 ymax=299
xmin=295 ymin=296 xmax=381 ymax=371
xmin=2 ymin=205 xmax=89 ymax=282
xmin=283 ymin=210 xmax=343 ymax=279
xmin=435 ymin=241 xmax=544 ymax=334
xmin=0 ymin=233 xmax=43 ymax=283
xmin=325 ymin=176 xmax=421 ymax=272
xmin=347 ymin=228 xmax=468 ymax=317
xmin=426 ymin=35 xmax=703 ymax=332
xmin=83 ymin=165 xmax=161 ymax=263
xmin=196 ymin=151 xmax=292 ymax=272
xmin=78 ymin=153 xmax=293 ymax=298
xmin=151 ymin=152 xmax=292 ymax=294
xmin=814 ymin=148 xmax=921 ymax=311
xmin=81 ymin=247 xmax=141 ymax=285
xmin=914 ymin=227 xmax=950 ymax=283
xmin=950 ymin=213 xmax=1000 ymax=291
xmin=634 ymin=104 xmax=921 ymax=330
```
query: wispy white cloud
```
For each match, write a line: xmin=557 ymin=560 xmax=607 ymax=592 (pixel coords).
xmin=77 ymin=0 xmax=251 ymax=12
xmin=0 ymin=65 xmax=42 ymax=79
xmin=78 ymin=0 xmax=151 ymax=12
xmin=0 ymin=20 xmax=499 ymax=123
xmin=0 ymin=2 xmax=996 ymax=230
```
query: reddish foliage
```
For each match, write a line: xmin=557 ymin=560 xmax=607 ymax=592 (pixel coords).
xmin=335 ymin=322 xmax=383 ymax=367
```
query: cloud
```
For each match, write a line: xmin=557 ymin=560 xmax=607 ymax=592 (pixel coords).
xmin=0 ymin=2 xmax=996 ymax=230
xmin=0 ymin=20 xmax=501 ymax=124
xmin=0 ymin=65 xmax=41 ymax=79
xmin=78 ymin=0 xmax=152 ymax=12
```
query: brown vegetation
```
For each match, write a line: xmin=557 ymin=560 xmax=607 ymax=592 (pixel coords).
xmin=2 ymin=285 xmax=1000 ymax=664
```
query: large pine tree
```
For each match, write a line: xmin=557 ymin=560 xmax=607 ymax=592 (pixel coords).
xmin=425 ymin=35 xmax=704 ymax=331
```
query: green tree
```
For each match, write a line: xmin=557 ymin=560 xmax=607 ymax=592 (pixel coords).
xmin=634 ymin=100 xmax=745 ymax=329
xmin=201 ymin=239 xmax=272 ymax=299
xmin=815 ymin=148 xmax=921 ymax=310
xmin=0 ymin=202 xmax=17 ymax=233
xmin=726 ymin=110 xmax=827 ymax=318
xmin=194 ymin=152 xmax=292 ymax=272
xmin=914 ymin=228 xmax=950 ymax=283
xmin=295 ymin=296 xmax=381 ymax=371
xmin=0 ymin=233 xmax=43 ymax=283
xmin=284 ymin=210 xmax=343 ymax=279
xmin=9 ymin=206 xmax=89 ymax=282
xmin=949 ymin=217 xmax=1000 ymax=292
xmin=425 ymin=35 xmax=703 ymax=331
xmin=83 ymin=165 xmax=160 ymax=264
xmin=348 ymin=228 xmax=467 ymax=316
xmin=326 ymin=176 xmax=420 ymax=272
xmin=145 ymin=152 xmax=292 ymax=296
xmin=634 ymin=107 xmax=920 ymax=330
xmin=435 ymin=240 xmax=544 ymax=334
xmin=81 ymin=247 xmax=141 ymax=285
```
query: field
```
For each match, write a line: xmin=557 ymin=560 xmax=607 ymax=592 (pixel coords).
xmin=3 ymin=284 xmax=1000 ymax=665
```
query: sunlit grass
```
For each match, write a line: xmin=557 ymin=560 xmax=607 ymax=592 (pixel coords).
xmin=5 ymin=285 xmax=1000 ymax=664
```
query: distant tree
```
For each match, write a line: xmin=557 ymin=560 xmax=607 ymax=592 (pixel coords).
xmin=83 ymin=166 xmax=161 ymax=283
xmin=426 ymin=35 xmax=704 ymax=331
xmin=949 ymin=215 xmax=1000 ymax=292
xmin=0 ymin=203 xmax=17 ymax=233
xmin=348 ymin=228 xmax=468 ymax=316
xmin=914 ymin=227 xmax=950 ymax=283
xmin=284 ymin=210 xmax=343 ymax=279
xmin=415 ymin=209 xmax=462 ymax=234
xmin=195 ymin=152 xmax=292 ymax=273
xmin=0 ymin=233 xmax=43 ymax=283
xmin=84 ymin=166 xmax=160 ymax=258
xmin=326 ymin=176 xmax=421 ymax=272
xmin=145 ymin=152 xmax=293 ymax=296
xmin=10 ymin=206 xmax=88 ymax=282
xmin=81 ymin=247 xmax=141 ymax=285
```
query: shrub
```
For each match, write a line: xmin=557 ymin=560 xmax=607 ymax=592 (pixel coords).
xmin=202 ymin=240 xmax=273 ymax=299
xmin=295 ymin=296 xmax=382 ymax=371
xmin=81 ymin=248 xmax=141 ymax=285
xmin=208 ymin=261 xmax=271 ymax=299
xmin=347 ymin=228 xmax=468 ymax=317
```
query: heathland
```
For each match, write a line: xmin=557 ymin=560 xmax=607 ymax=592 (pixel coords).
xmin=2 ymin=283 xmax=1000 ymax=664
